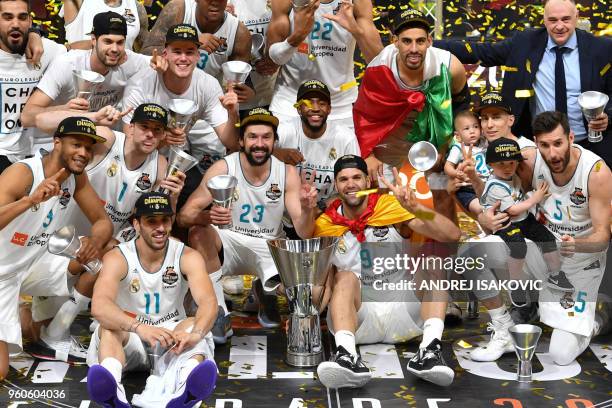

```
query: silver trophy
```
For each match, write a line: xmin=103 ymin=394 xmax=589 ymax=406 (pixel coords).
xmin=508 ymin=324 xmax=542 ymax=383
xmin=72 ymin=70 xmax=104 ymax=105
xmin=578 ymin=91 xmax=609 ymax=143
xmin=250 ymin=33 xmax=265 ymax=64
xmin=408 ymin=141 xmax=438 ymax=172
xmin=47 ymin=225 xmax=102 ymax=274
xmin=206 ymin=175 xmax=238 ymax=230
xmin=221 ymin=61 xmax=252 ymax=86
xmin=167 ymin=99 xmax=198 ymax=134
xmin=158 ymin=146 xmax=198 ymax=194
xmin=267 ymin=237 xmax=339 ymax=367
xmin=145 ymin=342 xmax=165 ymax=376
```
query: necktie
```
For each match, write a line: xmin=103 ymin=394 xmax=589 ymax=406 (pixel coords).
xmin=554 ymin=46 xmax=568 ymax=114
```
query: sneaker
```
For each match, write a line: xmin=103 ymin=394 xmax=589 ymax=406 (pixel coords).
xmin=510 ymin=301 xmax=539 ymax=324
xmin=547 ymin=271 xmax=574 ymax=292
xmin=406 ymin=339 xmax=454 ymax=386
xmin=470 ymin=321 xmax=515 ymax=362
xmin=253 ymin=279 xmax=280 ymax=328
xmin=166 ymin=359 xmax=217 ymax=408
xmin=212 ymin=306 xmax=233 ymax=345
xmin=87 ymin=365 xmax=131 ymax=408
xmin=39 ymin=326 xmax=87 ymax=361
xmin=222 ymin=275 xmax=245 ymax=295
xmin=317 ymin=346 xmax=372 ymax=389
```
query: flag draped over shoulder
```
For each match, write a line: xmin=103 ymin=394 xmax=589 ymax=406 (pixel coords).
xmin=353 ymin=45 xmax=455 ymax=158
xmin=314 ymin=194 xmax=415 ymax=242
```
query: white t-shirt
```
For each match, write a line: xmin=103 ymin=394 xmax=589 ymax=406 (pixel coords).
xmin=277 ymin=117 xmax=359 ymax=204
xmin=480 ymin=174 xmax=527 ymax=222
xmin=121 ymin=68 xmax=228 ymax=161
xmin=0 ymin=38 xmax=65 ymax=159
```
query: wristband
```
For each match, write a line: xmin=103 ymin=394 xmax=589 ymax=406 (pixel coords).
xmin=268 ymin=39 xmax=297 ymax=66
xmin=129 ymin=321 xmax=141 ymax=333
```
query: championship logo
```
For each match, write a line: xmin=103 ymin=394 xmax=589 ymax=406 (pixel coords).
xmin=123 ymin=8 xmax=136 ymax=23
xmin=59 ymin=188 xmax=71 ymax=207
xmin=120 ymin=228 xmax=136 ymax=242
xmin=107 ymin=162 xmax=118 ymax=177
xmin=266 ymin=183 xmax=282 ymax=200
xmin=31 ymin=203 xmax=39 ymax=212
xmin=372 ymin=226 xmax=389 ymax=238
xmin=129 ymin=278 xmax=140 ymax=293
xmin=559 ymin=292 xmax=575 ymax=309
xmin=136 ymin=173 xmax=152 ymax=191
xmin=570 ymin=187 xmax=586 ymax=205
xmin=162 ymin=266 xmax=179 ymax=286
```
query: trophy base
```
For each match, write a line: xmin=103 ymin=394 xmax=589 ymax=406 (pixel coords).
xmin=588 ymin=133 xmax=603 ymax=143
xmin=217 ymin=224 xmax=232 ymax=230
xmin=286 ymin=350 xmax=323 ymax=367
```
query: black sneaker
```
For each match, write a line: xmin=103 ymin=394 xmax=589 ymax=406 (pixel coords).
xmin=510 ymin=301 xmax=539 ymax=324
xmin=406 ymin=339 xmax=454 ymax=386
xmin=317 ymin=346 xmax=372 ymax=389
xmin=547 ymin=271 xmax=575 ymax=292
xmin=253 ymin=279 xmax=280 ymax=328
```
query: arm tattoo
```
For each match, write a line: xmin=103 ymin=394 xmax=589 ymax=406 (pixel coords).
xmin=141 ymin=0 xmax=184 ymax=55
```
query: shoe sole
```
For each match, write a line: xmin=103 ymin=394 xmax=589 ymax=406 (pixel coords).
xmin=406 ymin=365 xmax=455 ymax=387
xmin=87 ymin=365 xmax=131 ymax=408
xmin=257 ymin=313 xmax=280 ymax=328
xmin=469 ymin=346 xmax=514 ymax=362
xmin=213 ymin=328 xmax=234 ymax=345
xmin=317 ymin=362 xmax=372 ymax=389
xmin=166 ymin=359 xmax=217 ymax=408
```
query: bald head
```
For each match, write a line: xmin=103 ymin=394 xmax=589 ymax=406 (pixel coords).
xmin=543 ymin=0 xmax=578 ymax=46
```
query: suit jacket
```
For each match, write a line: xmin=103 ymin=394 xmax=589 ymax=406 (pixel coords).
xmin=435 ymin=28 xmax=612 ymax=139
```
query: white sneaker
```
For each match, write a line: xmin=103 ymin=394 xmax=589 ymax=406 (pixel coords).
xmin=470 ymin=321 xmax=515 ymax=362
xmin=39 ymin=326 xmax=88 ymax=361
xmin=222 ymin=275 xmax=245 ymax=295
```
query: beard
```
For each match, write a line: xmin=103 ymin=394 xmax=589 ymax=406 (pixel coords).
xmin=96 ymin=46 xmax=121 ymax=68
xmin=1 ymin=28 xmax=27 ymax=54
xmin=544 ymin=146 xmax=571 ymax=173
xmin=140 ymin=231 xmax=169 ymax=251
xmin=300 ymin=114 xmax=327 ymax=134
xmin=339 ymin=192 xmax=366 ymax=208
xmin=243 ymin=146 xmax=271 ymax=166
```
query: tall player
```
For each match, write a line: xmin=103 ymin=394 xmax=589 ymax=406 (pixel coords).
xmin=0 ymin=117 xmax=112 ymax=379
xmin=178 ymin=108 xmax=318 ymax=343
xmin=87 ymin=192 xmax=218 ymax=408
xmin=267 ymin=0 xmax=383 ymax=128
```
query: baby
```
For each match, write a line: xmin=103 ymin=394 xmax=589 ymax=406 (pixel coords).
xmin=480 ymin=138 xmax=572 ymax=305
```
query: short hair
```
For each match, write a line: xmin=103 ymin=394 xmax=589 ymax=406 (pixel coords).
xmin=543 ymin=0 xmax=576 ymax=6
xmin=532 ymin=111 xmax=570 ymax=138
xmin=0 ymin=0 xmax=31 ymax=11
xmin=454 ymin=110 xmax=479 ymax=127
xmin=239 ymin=121 xmax=278 ymax=141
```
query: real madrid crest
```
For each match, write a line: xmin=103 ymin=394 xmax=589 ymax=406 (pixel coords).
xmin=329 ymin=147 xmax=337 ymax=160
xmin=107 ymin=162 xmax=118 ymax=177
xmin=130 ymin=278 xmax=140 ymax=293
xmin=337 ymin=238 xmax=346 ymax=254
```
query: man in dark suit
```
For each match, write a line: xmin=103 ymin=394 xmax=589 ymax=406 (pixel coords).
xmin=435 ymin=0 xmax=612 ymax=167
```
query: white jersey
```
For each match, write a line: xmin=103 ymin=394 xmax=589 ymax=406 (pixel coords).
xmin=0 ymin=157 xmax=76 ymax=279
xmin=533 ymin=145 xmax=600 ymax=240
xmin=70 ymin=131 xmax=159 ymax=242
xmin=481 ymin=174 xmax=527 ymax=222
xmin=230 ymin=0 xmax=276 ymax=109
xmin=447 ymin=139 xmax=489 ymax=179
xmin=224 ymin=152 xmax=286 ymax=239
xmin=61 ymin=0 xmax=141 ymax=50
xmin=122 ymin=68 xmax=228 ymax=161
xmin=0 ymin=39 xmax=65 ymax=160
xmin=116 ymin=239 xmax=188 ymax=325
xmin=277 ymin=117 xmax=359 ymax=204
xmin=270 ymin=0 xmax=357 ymax=121
xmin=517 ymin=136 xmax=536 ymax=150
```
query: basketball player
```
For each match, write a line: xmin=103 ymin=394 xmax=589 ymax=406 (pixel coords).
xmin=314 ymin=155 xmax=461 ymax=388
xmin=87 ymin=192 xmax=218 ymax=408
xmin=267 ymin=0 xmax=383 ymax=128
xmin=275 ymin=79 xmax=359 ymax=208
xmin=0 ymin=117 xmax=112 ymax=379
xmin=177 ymin=107 xmax=318 ymax=343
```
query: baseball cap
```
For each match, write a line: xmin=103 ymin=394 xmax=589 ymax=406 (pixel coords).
xmin=165 ymin=24 xmax=202 ymax=46
xmin=90 ymin=11 xmax=127 ymax=37
xmin=131 ymin=103 xmax=168 ymax=127
xmin=134 ymin=192 xmax=174 ymax=218
xmin=240 ymin=107 xmax=279 ymax=129
xmin=486 ymin=137 xmax=524 ymax=164
xmin=334 ymin=155 xmax=368 ymax=178
xmin=389 ymin=9 xmax=431 ymax=35
xmin=296 ymin=79 xmax=331 ymax=102
xmin=475 ymin=91 xmax=512 ymax=114
xmin=54 ymin=117 xmax=106 ymax=144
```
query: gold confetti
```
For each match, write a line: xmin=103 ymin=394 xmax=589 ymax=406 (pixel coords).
xmin=515 ymin=89 xmax=535 ymax=98
xmin=457 ymin=340 xmax=473 ymax=348
xmin=441 ymin=99 xmax=452 ymax=109
xmin=340 ymin=80 xmax=358 ymax=91
xmin=465 ymin=43 xmax=473 ymax=53
xmin=601 ymin=63 xmax=611 ymax=77
xmin=526 ymin=59 xmax=531 ymax=73
xmin=501 ymin=66 xmax=518 ymax=72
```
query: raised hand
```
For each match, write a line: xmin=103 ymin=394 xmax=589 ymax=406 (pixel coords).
xmin=232 ymin=83 xmax=255 ymax=103
xmin=198 ymin=33 xmax=226 ymax=54
xmin=300 ymin=170 xmax=318 ymax=209
xmin=76 ymin=236 xmax=101 ymax=266
xmin=29 ymin=168 xmax=65 ymax=205
xmin=219 ymin=86 xmax=239 ymax=112
xmin=322 ymin=0 xmax=358 ymax=34
xmin=380 ymin=167 xmax=421 ymax=214
xmin=150 ymin=49 xmax=168 ymax=73
xmin=292 ymin=1 xmax=320 ymax=42
xmin=165 ymin=127 xmax=187 ymax=146
xmin=159 ymin=170 xmax=186 ymax=197
xmin=94 ymin=105 xmax=133 ymax=127
xmin=532 ymin=181 xmax=550 ymax=203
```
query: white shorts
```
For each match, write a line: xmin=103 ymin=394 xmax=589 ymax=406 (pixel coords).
xmin=87 ymin=320 xmax=215 ymax=372
xmin=0 ymin=251 xmax=70 ymax=351
xmin=216 ymin=227 xmax=280 ymax=291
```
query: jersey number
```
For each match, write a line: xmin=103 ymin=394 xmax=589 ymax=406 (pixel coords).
xmin=360 ymin=249 xmax=372 ymax=269
xmin=197 ymin=51 xmax=209 ymax=70
xmin=144 ymin=292 xmax=160 ymax=314
xmin=42 ymin=209 xmax=53 ymax=228
xmin=118 ymin=182 xmax=128 ymax=202
xmin=310 ymin=22 xmax=333 ymax=40
xmin=475 ymin=154 xmax=488 ymax=175
xmin=239 ymin=204 xmax=265 ymax=223
xmin=553 ymin=199 xmax=563 ymax=221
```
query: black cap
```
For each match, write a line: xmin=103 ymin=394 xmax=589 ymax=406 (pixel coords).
xmin=131 ymin=103 xmax=168 ymax=127
xmin=476 ymin=92 xmax=512 ymax=114
xmin=55 ymin=117 xmax=106 ymax=144
xmin=334 ymin=155 xmax=368 ymax=178
xmin=389 ymin=9 xmax=431 ymax=35
xmin=165 ymin=24 xmax=201 ymax=46
xmin=296 ymin=79 xmax=331 ymax=102
xmin=134 ymin=192 xmax=174 ymax=218
xmin=486 ymin=137 xmax=524 ymax=164
xmin=240 ymin=107 xmax=279 ymax=129
xmin=90 ymin=11 xmax=127 ymax=37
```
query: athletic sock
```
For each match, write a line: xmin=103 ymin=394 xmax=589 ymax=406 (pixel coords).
xmin=46 ymin=290 xmax=90 ymax=339
xmin=210 ymin=269 xmax=229 ymax=316
xmin=100 ymin=357 xmax=127 ymax=403
xmin=419 ymin=317 xmax=444 ymax=350
xmin=178 ymin=358 xmax=200 ymax=386
xmin=489 ymin=305 xmax=513 ymax=327
xmin=334 ymin=330 xmax=357 ymax=357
